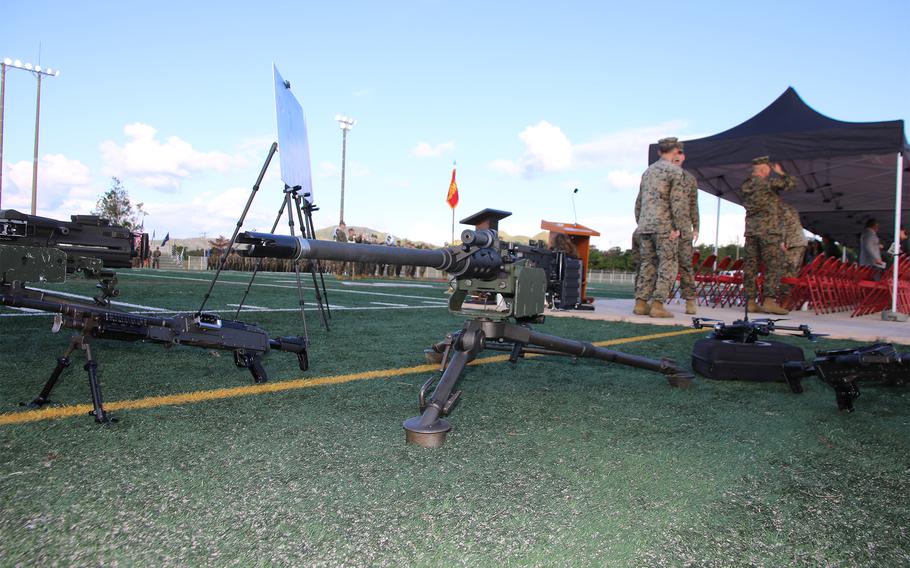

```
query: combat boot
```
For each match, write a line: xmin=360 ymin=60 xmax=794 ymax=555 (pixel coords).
xmin=649 ymin=301 xmax=673 ymax=318
xmin=747 ymin=299 xmax=763 ymax=313
xmin=633 ymin=299 xmax=651 ymax=315
xmin=761 ymin=298 xmax=789 ymax=315
xmin=685 ymin=299 xmax=697 ymax=315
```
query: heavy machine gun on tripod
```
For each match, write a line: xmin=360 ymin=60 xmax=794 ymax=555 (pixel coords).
xmin=0 ymin=210 xmax=308 ymax=423
xmin=0 ymin=208 xmax=141 ymax=305
xmin=236 ymin=208 xmax=693 ymax=447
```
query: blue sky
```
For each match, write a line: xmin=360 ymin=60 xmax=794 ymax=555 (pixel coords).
xmin=1 ymin=1 xmax=906 ymax=248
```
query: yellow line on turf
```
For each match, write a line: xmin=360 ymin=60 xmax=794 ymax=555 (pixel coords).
xmin=0 ymin=327 xmax=703 ymax=426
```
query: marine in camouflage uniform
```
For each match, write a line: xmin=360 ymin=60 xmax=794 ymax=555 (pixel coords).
xmin=780 ymin=202 xmax=807 ymax=276
xmin=635 ymin=137 xmax=688 ymax=318
xmin=671 ymin=153 xmax=700 ymax=312
xmin=333 ymin=225 xmax=348 ymax=278
xmin=632 ymin=192 xmax=642 ymax=293
xmin=740 ymin=156 xmax=796 ymax=314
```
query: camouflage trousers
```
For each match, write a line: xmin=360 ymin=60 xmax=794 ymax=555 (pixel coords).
xmin=635 ymin=232 xmax=679 ymax=302
xmin=786 ymin=245 xmax=806 ymax=276
xmin=743 ymin=234 xmax=787 ymax=300
xmin=677 ymin=235 xmax=695 ymax=300
xmin=631 ymin=229 xmax=641 ymax=294
xmin=781 ymin=245 xmax=806 ymax=296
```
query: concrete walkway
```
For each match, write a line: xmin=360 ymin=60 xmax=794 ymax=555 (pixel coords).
xmin=548 ymin=298 xmax=910 ymax=345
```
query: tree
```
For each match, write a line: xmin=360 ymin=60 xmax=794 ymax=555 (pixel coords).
xmin=92 ymin=177 xmax=147 ymax=230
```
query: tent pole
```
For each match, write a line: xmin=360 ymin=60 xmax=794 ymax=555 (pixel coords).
xmin=890 ymin=151 xmax=904 ymax=315
xmin=713 ymin=193 xmax=720 ymax=262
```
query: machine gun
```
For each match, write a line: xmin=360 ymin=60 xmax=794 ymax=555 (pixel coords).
xmin=1 ymin=211 xmax=308 ymax=423
xmin=236 ymin=208 xmax=693 ymax=447
xmin=1 ymin=209 xmax=141 ymax=304
xmin=783 ymin=344 xmax=910 ymax=412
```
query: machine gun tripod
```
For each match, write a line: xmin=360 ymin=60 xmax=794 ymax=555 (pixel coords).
xmin=236 ymin=208 xmax=694 ymax=447
xmin=410 ymin=317 xmax=693 ymax=447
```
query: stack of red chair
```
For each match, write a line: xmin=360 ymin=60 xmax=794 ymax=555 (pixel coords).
xmin=691 ymin=254 xmax=716 ymax=306
xmin=696 ymin=256 xmax=732 ymax=307
xmin=851 ymin=256 xmax=910 ymax=317
xmin=669 ymin=251 xmax=700 ymax=300
xmin=712 ymin=258 xmax=745 ymax=307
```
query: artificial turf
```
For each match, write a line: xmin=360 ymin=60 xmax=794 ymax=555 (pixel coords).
xmin=1 ymin=269 xmax=908 ymax=566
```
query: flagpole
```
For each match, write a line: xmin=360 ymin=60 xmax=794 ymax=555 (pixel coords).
xmin=451 ymin=208 xmax=455 ymax=245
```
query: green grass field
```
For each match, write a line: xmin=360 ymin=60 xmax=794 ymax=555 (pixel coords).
xmin=1 ymin=269 xmax=908 ymax=566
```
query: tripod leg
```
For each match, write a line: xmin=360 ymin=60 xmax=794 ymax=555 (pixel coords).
xmin=25 ymin=337 xmax=79 ymax=408
xmin=403 ymin=349 xmax=473 ymax=448
xmin=295 ymin=195 xmax=330 ymax=330
xmin=522 ymin=327 xmax=694 ymax=387
xmin=83 ymin=344 xmax=115 ymax=424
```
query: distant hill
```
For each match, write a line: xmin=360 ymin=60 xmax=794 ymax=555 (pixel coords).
xmin=157 ymin=228 xmax=552 ymax=251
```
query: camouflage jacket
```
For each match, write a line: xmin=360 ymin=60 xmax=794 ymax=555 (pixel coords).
xmin=780 ymin=202 xmax=807 ymax=247
xmin=636 ymin=159 xmax=688 ymax=234
xmin=679 ymin=170 xmax=699 ymax=237
xmin=740 ymin=173 xmax=796 ymax=236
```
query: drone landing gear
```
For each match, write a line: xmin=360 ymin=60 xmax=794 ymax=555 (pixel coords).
xmin=404 ymin=318 xmax=693 ymax=448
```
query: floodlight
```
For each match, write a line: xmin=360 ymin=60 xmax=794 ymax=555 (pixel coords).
xmin=35 ymin=65 xmax=41 ymax=72
xmin=3 ymin=58 xmax=10 ymax=65
xmin=14 ymin=59 xmax=21 ymax=66
xmin=54 ymin=70 xmax=60 ymax=76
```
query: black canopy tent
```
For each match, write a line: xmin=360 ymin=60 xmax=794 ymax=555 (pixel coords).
xmin=647 ymin=87 xmax=908 ymax=314
xmin=648 ymin=87 xmax=908 ymax=248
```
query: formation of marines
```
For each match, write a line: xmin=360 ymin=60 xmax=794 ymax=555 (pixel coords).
xmin=633 ymin=136 xmax=805 ymax=318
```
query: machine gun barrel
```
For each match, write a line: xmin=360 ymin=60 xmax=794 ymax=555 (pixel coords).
xmin=236 ymin=231 xmax=503 ymax=279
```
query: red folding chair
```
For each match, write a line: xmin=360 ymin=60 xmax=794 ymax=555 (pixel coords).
xmin=715 ymin=258 xmax=745 ymax=307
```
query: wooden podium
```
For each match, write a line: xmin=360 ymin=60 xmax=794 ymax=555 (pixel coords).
xmin=540 ymin=220 xmax=601 ymax=305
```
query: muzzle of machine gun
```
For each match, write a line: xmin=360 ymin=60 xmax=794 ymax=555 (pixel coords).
xmin=235 ymin=231 xmax=504 ymax=280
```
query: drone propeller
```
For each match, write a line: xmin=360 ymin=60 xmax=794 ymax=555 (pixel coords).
xmin=752 ymin=317 xmax=788 ymax=324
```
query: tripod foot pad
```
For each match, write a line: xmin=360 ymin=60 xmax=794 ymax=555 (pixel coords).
xmin=667 ymin=373 xmax=695 ymax=389
xmin=403 ymin=417 xmax=451 ymax=448
xmin=424 ymin=349 xmax=444 ymax=365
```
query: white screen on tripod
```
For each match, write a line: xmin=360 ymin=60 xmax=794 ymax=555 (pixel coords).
xmin=273 ymin=64 xmax=314 ymax=204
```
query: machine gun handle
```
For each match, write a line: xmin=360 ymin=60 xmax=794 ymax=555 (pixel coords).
xmin=782 ymin=360 xmax=813 ymax=394
xmin=234 ymin=351 xmax=268 ymax=384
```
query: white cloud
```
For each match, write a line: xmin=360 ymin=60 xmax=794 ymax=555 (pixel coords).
xmin=574 ymin=120 xmax=690 ymax=167
xmin=2 ymin=154 xmax=99 ymax=217
xmin=489 ymin=121 xmax=574 ymax=177
xmin=605 ymin=169 xmax=641 ymax=191
xmin=318 ymin=161 xmax=339 ymax=178
xmin=100 ymin=122 xmax=234 ymax=190
xmin=411 ymin=141 xmax=455 ymax=158
xmin=489 ymin=159 xmax=522 ymax=176
xmin=490 ymin=120 xmax=694 ymax=179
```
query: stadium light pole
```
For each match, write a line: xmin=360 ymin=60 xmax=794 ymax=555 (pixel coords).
xmin=0 ymin=57 xmax=60 ymax=214
xmin=335 ymin=115 xmax=356 ymax=225
xmin=0 ymin=59 xmax=7 ymax=209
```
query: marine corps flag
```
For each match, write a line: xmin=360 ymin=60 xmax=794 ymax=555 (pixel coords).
xmin=446 ymin=166 xmax=459 ymax=209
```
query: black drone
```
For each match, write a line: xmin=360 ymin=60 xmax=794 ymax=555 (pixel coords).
xmin=691 ymin=316 xmax=827 ymax=344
